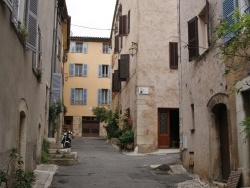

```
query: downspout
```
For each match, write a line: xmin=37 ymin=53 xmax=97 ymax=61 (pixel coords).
xmin=178 ymin=0 xmax=183 ymax=159
xmin=49 ymin=0 xmax=58 ymax=137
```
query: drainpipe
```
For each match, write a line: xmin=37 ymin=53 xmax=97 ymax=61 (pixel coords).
xmin=49 ymin=0 xmax=58 ymax=137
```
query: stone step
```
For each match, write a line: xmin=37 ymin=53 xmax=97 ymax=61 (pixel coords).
xmin=49 ymin=148 xmax=71 ymax=154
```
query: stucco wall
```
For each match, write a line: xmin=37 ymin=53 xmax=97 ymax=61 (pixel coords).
xmin=0 ymin=1 xmax=55 ymax=171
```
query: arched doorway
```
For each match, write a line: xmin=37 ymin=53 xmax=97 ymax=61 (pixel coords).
xmin=18 ymin=111 xmax=27 ymax=170
xmin=36 ymin=123 xmax=42 ymax=165
xmin=212 ymin=104 xmax=231 ymax=182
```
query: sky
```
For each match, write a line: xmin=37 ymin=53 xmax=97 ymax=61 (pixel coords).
xmin=65 ymin=0 xmax=117 ymax=38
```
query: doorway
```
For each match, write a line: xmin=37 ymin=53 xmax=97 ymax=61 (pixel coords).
xmin=213 ymin=104 xmax=231 ymax=182
xmin=158 ymin=108 xmax=179 ymax=148
xmin=82 ymin=116 xmax=99 ymax=137
xmin=18 ymin=111 xmax=27 ymax=170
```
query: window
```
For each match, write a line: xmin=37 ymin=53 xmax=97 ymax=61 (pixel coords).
xmin=98 ymin=89 xmax=111 ymax=105
xmin=188 ymin=16 xmax=199 ymax=61
xmin=76 ymin=43 xmax=83 ymax=53
xmin=32 ymin=27 xmax=42 ymax=70
xmin=114 ymin=35 xmax=119 ymax=53
xmin=70 ymin=63 xmax=88 ymax=77
xmin=103 ymin=43 xmax=110 ymax=54
xmin=119 ymin=54 xmax=130 ymax=81
xmin=169 ymin=42 xmax=178 ymax=69
xmin=71 ymin=42 xmax=88 ymax=53
xmin=71 ymin=88 xmax=87 ymax=105
xmin=119 ymin=15 xmax=127 ymax=36
xmin=222 ymin=0 xmax=238 ymax=43
xmin=98 ymin=65 xmax=110 ymax=77
xmin=128 ymin=10 xmax=130 ymax=33
xmin=245 ymin=0 xmax=250 ymax=13
xmin=112 ymin=70 xmax=121 ymax=92
xmin=57 ymin=39 xmax=62 ymax=60
xmin=188 ymin=2 xmax=210 ymax=61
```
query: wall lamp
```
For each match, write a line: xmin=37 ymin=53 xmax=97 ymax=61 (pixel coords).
xmin=129 ymin=42 xmax=138 ymax=57
xmin=64 ymin=73 xmax=68 ymax=81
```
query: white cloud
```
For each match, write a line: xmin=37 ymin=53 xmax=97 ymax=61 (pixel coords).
xmin=66 ymin=0 xmax=116 ymax=38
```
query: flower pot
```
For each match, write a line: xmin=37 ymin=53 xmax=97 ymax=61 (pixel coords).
xmin=125 ymin=143 xmax=134 ymax=150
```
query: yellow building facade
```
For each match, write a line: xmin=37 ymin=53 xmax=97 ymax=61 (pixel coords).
xmin=63 ymin=37 xmax=111 ymax=137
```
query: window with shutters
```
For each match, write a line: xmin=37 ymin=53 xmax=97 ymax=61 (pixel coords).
xmin=98 ymin=89 xmax=111 ymax=105
xmin=114 ymin=35 xmax=119 ymax=53
xmin=188 ymin=16 xmax=199 ymax=61
xmin=112 ymin=70 xmax=121 ymax=92
xmin=83 ymin=42 xmax=88 ymax=53
xmin=98 ymin=65 xmax=110 ymax=78
xmin=119 ymin=54 xmax=130 ymax=81
xmin=244 ymin=0 xmax=250 ymax=13
xmin=70 ymin=63 xmax=88 ymax=77
xmin=128 ymin=10 xmax=130 ymax=34
xmin=119 ymin=15 xmax=127 ymax=36
xmin=71 ymin=88 xmax=87 ymax=105
xmin=75 ymin=43 xmax=83 ymax=53
xmin=51 ymin=73 xmax=62 ymax=103
xmin=32 ymin=27 xmax=42 ymax=70
xmin=103 ymin=43 xmax=110 ymax=54
xmin=169 ymin=42 xmax=178 ymax=69
xmin=198 ymin=2 xmax=210 ymax=54
xmin=222 ymin=0 xmax=238 ymax=43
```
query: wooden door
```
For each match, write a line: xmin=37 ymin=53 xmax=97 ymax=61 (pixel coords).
xmin=82 ymin=121 xmax=99 ymax=137
xmin=158 ymin=109 xmax=170 ymax=148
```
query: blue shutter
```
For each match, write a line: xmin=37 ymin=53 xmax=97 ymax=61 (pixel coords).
xmin=83 ymin=64 xmax=88 ymax=76
xmin=222 ymin=0 xmax=237 ymax=43
xmin=83 ymin=89 xmax=87 ymax=105
xmin=108 ymin=65 xmax=111 ymax=77
xmin=51 ymin=73 xmax=62 ymax=103
xmin=70 ymin=63 xmax=74 ymax=76
xmin=71 ymin=42 xmax=76 ymax=52
xmin=83 ymin=42 xmax=88 ymax=53
xmin=98 ymin=65 xmax=102 ymax=77
xmin=26 ymin=0 xmax=38 ymax=52
xmin=98 ymin=89 xmax=102 ymax=105
xmin=108 ymin=89 xmax=111 ymax=105
xmin=71 ymin=88 xmax=75 ymax=104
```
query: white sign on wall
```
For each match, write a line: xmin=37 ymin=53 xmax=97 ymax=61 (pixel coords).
xmin=138 ymin=87 xmax=149 ymax=95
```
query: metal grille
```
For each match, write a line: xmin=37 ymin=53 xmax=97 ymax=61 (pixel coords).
xmin=29 ymin=0 xmax=38 ymax=15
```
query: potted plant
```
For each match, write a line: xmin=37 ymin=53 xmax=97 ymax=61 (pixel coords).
xmin=119 ymin=130 xmax=134 ymax=150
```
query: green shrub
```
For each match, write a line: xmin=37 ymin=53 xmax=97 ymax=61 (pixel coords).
xmin=41 ymin=139 xmax=50 ymax=164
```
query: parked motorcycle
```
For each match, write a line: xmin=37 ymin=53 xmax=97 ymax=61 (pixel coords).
xmin=61 ymin=133 xmax=71 ymax=148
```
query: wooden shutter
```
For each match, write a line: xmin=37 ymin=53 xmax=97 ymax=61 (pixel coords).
xmin=71 ymin=42 xmax=76 ymax=53
xmin=83 ymin=89 xmax=87 ymax=105
xmin=119 ymin=15 xmax=127 ymax=36
xmin=108 ymin=65 xmax=111 ymax=77
xmin=222 ymin=0 xmax=237 ymax=43
xmin=83 ymin=64 xmax=88 ymax=76
xmin=128 ymin=10 xmax=130 ymax=33
xmin=169 ymin=42 xmax=178 ymax=69
xmin=119 ymin=54 xmax=129 ymax=81
xmin=98 ymin=65 xmax=102 ymax=77
xmin=188 ymin=16 xmax=199 ymax=61
xmin=114 ymin=35 xmax=119 ymax=53
xmin=83 ymin=42 xmax=88 ymax=53
xmin=70 ymin=63 xmax=75 ymax=76
xmin=98 ymin=89 xmax=102 ymax=105
xmin=11 ymin=0 xmax=19 ymax=24
xmin=112 ymin=70 xmax=121 ymax=92
xmin=71 ymin=88 xmax=75 ymax=104
xmin=26 ymin=0 xmax=38 ymax=52
xmin=51 ymin=73 xmax=62 ymax=103
xmin=3 ymin=0 xmax=13 ymax=11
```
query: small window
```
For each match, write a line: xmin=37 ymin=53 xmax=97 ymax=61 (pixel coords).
xmin=188 ymin=16 xmax=199 ymax=61
xmin=75 ymin=43 xmax=83 ymax=53
xmin=114 ymin=35 xmax=119 ymax=53
xmin=75 ymin=64 xmax=83 ymax=76
xmin=98 ymin=89 xmax=111 ymax=105
xmin=119 ymin=15 xmax=127 ymax=36
xmin=71 ymin=88 xmax=87 ymax=105
xmin=169 ymin=42 xmax=178 ymax=69
xmin=103 ymin=43 xmax=110 ymax=54
xmin=98 ymin=65 xmax=110 ymax=77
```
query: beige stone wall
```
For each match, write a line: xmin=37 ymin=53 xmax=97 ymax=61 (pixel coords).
xmin=111 ymin=0 xmax=179 ymax=153
xmin=178 ymin=0 xmax=248 ymax=182
xmin=0 ymin=1 xmax=55 ymax=171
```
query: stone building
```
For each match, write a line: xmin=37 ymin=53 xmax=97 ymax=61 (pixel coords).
xmin=110 ymin=0 xmax=179 ymax=153
xmin=0 ymin=0 xmax=70 ymax=172
xmin=178 ymin=0 xmax=250 ymax=186
xmin=63 ymin=37 xmax=111 ymax=138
